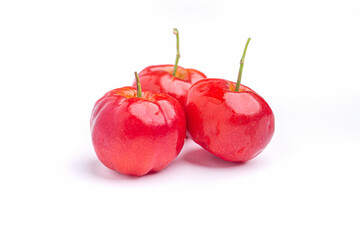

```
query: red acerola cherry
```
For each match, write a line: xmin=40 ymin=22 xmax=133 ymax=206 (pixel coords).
xmin=91 ymin=72 xmax=186 ymax=176
xmin=185 ymin=38 xmax=275 ymax=162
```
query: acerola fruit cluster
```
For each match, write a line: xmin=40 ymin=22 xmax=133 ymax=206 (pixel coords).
xmin=90 ymin=29 xmax=275 ymax=176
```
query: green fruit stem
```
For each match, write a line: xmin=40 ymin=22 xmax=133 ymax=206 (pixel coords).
xmin=134 ymin=71 xmax=142 ymax=98
xmin=172 ymin=28 xmax=180 ymax=77
xmin=235 ymin=38 xmax=251 ymax=92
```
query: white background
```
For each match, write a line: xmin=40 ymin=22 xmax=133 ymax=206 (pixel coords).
xmin=1 ymin=0 xmax=359 ymax=239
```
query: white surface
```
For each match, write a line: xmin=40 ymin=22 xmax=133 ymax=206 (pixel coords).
xmin=1 ymin=0 xmax=360 ymax=239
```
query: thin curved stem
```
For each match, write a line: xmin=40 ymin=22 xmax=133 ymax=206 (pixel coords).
xmin=235 ymin=38 xmax=251 ymax=92
xmin=172 ymin=28 xmax=180 ymax=76
xmin=134 ymin=71 xmax=142 ymax=97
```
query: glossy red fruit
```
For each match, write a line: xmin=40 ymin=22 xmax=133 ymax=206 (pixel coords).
xmin=91 ymin=82 xmax=186 ymax=176
xmin=185 ymin=38 xmax=274 ymax=162
xmin=137 ymin=64 xmax=207 ymax=107
xmin=185 ymin=79 xmax=274 ymax=162
xmin=134 ymin=29 xmax=206 ymax=108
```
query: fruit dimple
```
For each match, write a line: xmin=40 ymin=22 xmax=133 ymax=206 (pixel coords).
xmin=106 ymin=87 xmax=137 ymax=98
xmin=228 ymin=82 xmax=248 ymax=92
xmin=161 ymin=66 xmax=189 ymax=81
xmin=104 ymin=87 xmax=170 ymax=103
xmin=174 ymin=70 xmax=188 ymax=80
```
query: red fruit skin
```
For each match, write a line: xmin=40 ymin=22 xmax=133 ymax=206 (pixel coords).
xmin=134 ymin=64 xmax=207 ymax=108
xmin=90 ymin=87 xmax=186 ymax=176
xmin=185 ymin=78 xmax=275 ymax=162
